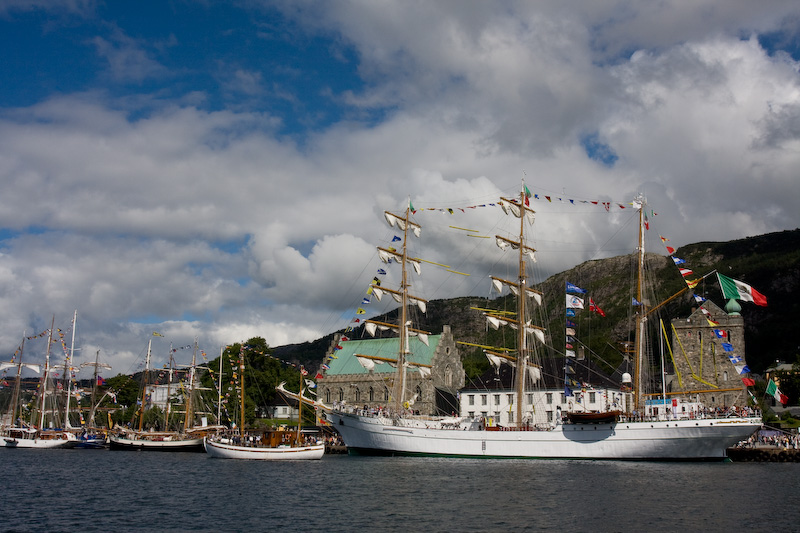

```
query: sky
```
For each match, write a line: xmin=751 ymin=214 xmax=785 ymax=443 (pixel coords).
xmin=1 ymin=1 xmax=799 ymax=377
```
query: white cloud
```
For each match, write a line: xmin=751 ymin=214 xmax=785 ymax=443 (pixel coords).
xmin=1 ymin=2 xmax=799 ymax=372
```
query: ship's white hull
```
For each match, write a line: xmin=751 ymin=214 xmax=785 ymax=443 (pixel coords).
xmin=109 ymin=434 xmax=205 ymax=452
xmin=3 ymin=431 xmax=77 ymax=449
xmin=327 ymin=412 xmax=761 ymax=460
xmin=204 ymin=437 xmax=325 ymax=460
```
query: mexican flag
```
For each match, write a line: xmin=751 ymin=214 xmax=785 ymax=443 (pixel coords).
xmin=766 ymin=379 xmax=788 ymax=405
xmin=717 ymin=273 xmax=767 ymax=306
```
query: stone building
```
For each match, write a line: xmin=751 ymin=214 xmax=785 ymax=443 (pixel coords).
xmin=317 ymin=325 xmax=464 ymax=415
xmin=668 ymin=299 xmax=749 ymax=408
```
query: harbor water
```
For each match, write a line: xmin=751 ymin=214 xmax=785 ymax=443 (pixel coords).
xmin=0 ymin=449 xmax=796 ymax=532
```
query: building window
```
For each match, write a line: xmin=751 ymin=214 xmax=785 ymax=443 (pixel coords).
xmin=445 ymin=366 xmax=453 ymax=387
xmin=415 ymin=385 xmax=422 ymax=402
xmin=469 ymin=395 xmax=475 ymax=406
xmin=723 ymin=371 xmax=728 ymax=382
xmin=507 ymin=394 xmax=513 ymax=404
xmin=494 ymin=394 xmax=500 ymax=405
xmin=468 ymin=411 xmax=475 ymax=418
xmin=589 ymin=392 xmax=596 ymax=403
xmin=546 ymin=393 xmax=553 ymax=405
xmin=494 ymin=411 xmax=500 ymax=420
xmin=527 ymin=394 xmax=533 ymax=405
xmin=369 ymin=387 xmax=374 ymax=401
xmin=325 ymin=389 xmax=331 ymax=404
xmin=508 ymin=412 xmax=514 ymax=424
xmin=384 ymin=388 xmax=389 ymax=401
xmin=354 ymin=388 xmax=361 ymax=402
xmin=481 ymin=394 xmax=487 ymax=406
xmin=547 ymin=411 xmax=553 ymax=422
xmin=561 ymin=394 xmax=567 ymax=404
xmin=338 ymin=388 xmax=344 ymax=402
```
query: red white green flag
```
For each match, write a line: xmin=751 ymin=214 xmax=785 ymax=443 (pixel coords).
xmin=766 ymin=379 xmax=788 ymax=405
xmin=717 ymin=273 xmax=767 ymax=306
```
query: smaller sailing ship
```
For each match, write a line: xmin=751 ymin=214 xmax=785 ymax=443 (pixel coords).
xmin=109 ymin=336 xmax=207 ymax=451
xmin=204 ymin=348 xmax=324 ymax=460
xmin=2 ymin=319 xmax=77 ymax=449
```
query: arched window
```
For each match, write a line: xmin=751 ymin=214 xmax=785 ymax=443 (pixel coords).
xmin=384 ymin=388 xmax=389 ymax=401
xmin=723 ymin=371 xmax=728 ymax=382
xmin=338 ymin=388 xmax=344 ymax=402
xmin=369 ymin=387 xmax=374 ymax=402
xmin=325 ymin=389 xmax=331 ymax=404
xmin=415 ymin=385 xmax=422 ymax=401
xmin=445 ymin=365 xmax=453 ymax=387
xmin=355 ymin=388 xmax=361 ymax=402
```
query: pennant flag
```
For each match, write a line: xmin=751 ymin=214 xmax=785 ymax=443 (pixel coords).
xmin=152 ymin=332 xmax=163 ymax=337
xmin=566 ymin=319 xmax=577 ymax=328
xmin=305 ymin=379 xmax=316 ymax=389
xmin=693 ymin=293 xmax=706 ymax=304
xmin=300 ymin=366 xmax=308 ymax=376
xmin=672 ymin=257 xmax=686 ymax=266
xmin=362 ymin=298 xmax=371 ymax=304
xmin=372 ymin=277 xmax=381 ymax=285
xmin=686 ymin=279 xmax=701 ymax=289
xmin=666 ymin=246 xmax=675 ymax=254
xmin=717 ymin=273 xmax=767 ymax=306
xmin=565 ymin=385 xmax=573 ymax=397
xmin=97 ymin=376 xmax=106 ymax=386
xmin=392 ymin=236 xmax=402 ymax=242
xmin=321 ymin=364 xmax=330 ymax=370
xmin=566 ymin=295 xmax=585 ymax=309
xmin=660 ymin=235 xmax=669 ymax=242
xmin=356 ymin=308 xmax=366 ymax=315
xmin=722 ymin=342 xmax=734 ymax=352
xmin=679 ymin=268 xmax=693 ymax=277
xmin=728 ymin=355 xmax=742 ymax=364
xmin=377 ymin=269 xmax=386 ymax=275
xmin=565 ymin=328 xmax=576 ymax=336
xmin=340 ymin=336 xmax=349 ymax=341
xmin=741 ymin=377 xmax=756 ymax=387
xmin=739 ymin=365 xmax=751 ymax=374
xmin=713 ymin=329 xmax=727 ymax=339
xmin=566 ymin=282 xmax=587 ymax=294
xmin=315 ymin=372 xmax=324 ymax=380
xmin=632 ymin=298 xmax=642 ymax=306
xmin=589 ymin=298 xmax=606 ymax=317
xmin=565 ymin=350 xmax=576 ymax=358
xmin=565 ymin=309 xmax=576 ymax=317
xmin=409 ymin=200 xmax=416 ymax=213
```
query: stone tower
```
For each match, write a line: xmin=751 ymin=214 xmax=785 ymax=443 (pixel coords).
xmin=668 ymin=300 xmax=748 ymax=408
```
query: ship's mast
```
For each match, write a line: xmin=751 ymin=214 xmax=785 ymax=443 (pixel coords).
xmin=391 ymin=203 xmax=412 ymax=412
xmin=239 ymin=344 xmax=245 ymax=434
xmin=63 ymin=310 xmax=77 ymax=429
xmin=138 ymin=338 xmax=152 ymax=432
xmin=515 ymin=186 xmax=527 ymax=428
xmin=38 ymin=316 xmax=55 ymax=429
xmin=184 ymin=339 xmax=198 ymax=433
xmin=632 ymin=194 xmax=646 ymax=413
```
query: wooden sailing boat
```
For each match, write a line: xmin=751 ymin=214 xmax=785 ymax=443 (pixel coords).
xmin=204 ymin=346 xmax=324 ymax=460
xmin=109 ymin=335 xmax=204 ymax=451
xmin=326 ymin=185 xmax=761 ymax=459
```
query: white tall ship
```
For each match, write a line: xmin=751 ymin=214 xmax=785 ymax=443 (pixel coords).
xmin=326 ymin=186 xmax=761 ymax=460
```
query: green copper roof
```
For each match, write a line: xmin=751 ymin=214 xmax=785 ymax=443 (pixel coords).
xmin=324 ymin=335 xmax=442 ymax=376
